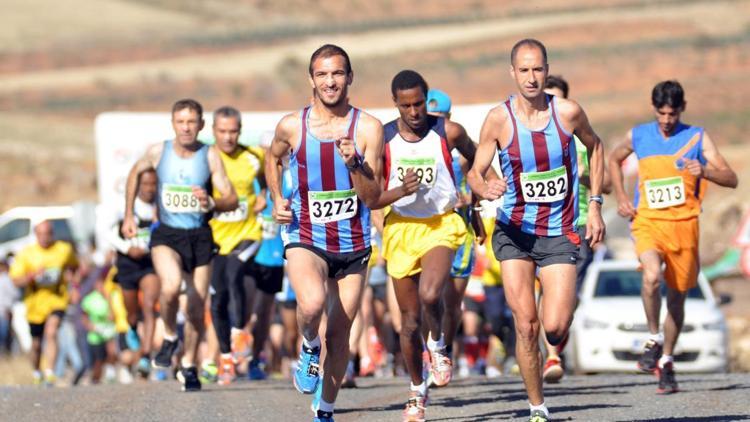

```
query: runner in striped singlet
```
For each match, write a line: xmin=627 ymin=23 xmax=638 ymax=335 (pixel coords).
xmin=264 ymin=44 xmax=383 ymax=422
xmin=467 ymin=39 xmax=606 ymax=422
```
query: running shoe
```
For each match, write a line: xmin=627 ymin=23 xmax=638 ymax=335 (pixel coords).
xmin=542 ymin=356 xmax=564 ymax=383
xmin=125 ymin=327 xmax=141 ymax=351
xmin=341 ymin=360 xmax=357 ymax=389
xmin=199 ymin=361 xmax=218 ymax=384
xmin=152 ymin=367 xmax=169 ymax=381
xmin=152 ymin=338 xmax=180 ymax=369
xmin=656 ymin=362 xmax=679 ymax=394
xmin=137 ymin=356 xmax=151 ymax=378
xmin=177 ymin=366 xmax=202 ymax=392
xmin=217 ymin=356 xmax=236 ymax=385
xmin=248 ymin=358 xmax=267 ymax=381
xmin=294 ymin=344 xmax=321 ymax=394
xmin=231 ymin=330 xmax=253 ymax=362
xmin=313 ymin=410 xmax=334 ymax=422
xmin=528 ymin=410 xmax=549 ymax=422
xmin=637 ymin=340 xmax=662 ymax=373
xmin=430 ymin=347 xmax=453 ymax=387
xmin=402 ymin=392 xmax=427 ymax=422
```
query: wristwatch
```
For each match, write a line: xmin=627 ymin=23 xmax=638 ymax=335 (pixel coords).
xmin=346 ymin=155 xmax=362 ymax=171
xmin=589 ymin=195 xmax=604 ymax=206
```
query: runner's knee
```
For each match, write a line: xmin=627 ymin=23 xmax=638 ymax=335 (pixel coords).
xmin=418 ymin=283 xmax=442 ymax=306
xmin=514 ymin=317 xmax=540 ymax=343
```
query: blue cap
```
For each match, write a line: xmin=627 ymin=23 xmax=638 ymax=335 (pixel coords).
xmin=426 ymin=89 xmax=451 ymax=114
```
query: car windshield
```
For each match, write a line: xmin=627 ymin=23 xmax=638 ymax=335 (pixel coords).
xmin=50 ymin=219 xmax=74 ymax=243
xmin=594 ymin=269 xmax=704 ymax=299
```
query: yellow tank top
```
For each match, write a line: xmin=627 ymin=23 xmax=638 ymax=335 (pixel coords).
xmin=210 ymin=146 xmax=265 ymax=254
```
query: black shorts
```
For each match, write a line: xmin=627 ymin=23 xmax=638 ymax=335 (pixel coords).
xmin=492 ymin=222 xmax=579 ymax=267
xmin=118 ymin=333 xmax=128 ymax=352
xmin=248 ymin=262 xmax=284 ymax=295
xmin=114 ymin=253 xmax=155 ymax=291
xmin=463 ymin=295 xmax=483 ymax=314
xmin=150 ymin=224 xmax=216 ymax=273
xmin=28 ymin=310 xmax=65 ymax=338
xmin=89 ymin=342 xmax=107 ymax=362
xmin=285 ymin=243 xmax=371 ymax=279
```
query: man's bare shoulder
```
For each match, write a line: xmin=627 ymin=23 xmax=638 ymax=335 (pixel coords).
xmin=356 ymin=110 xmax=384 ymax=131
xmin=354 ymin=110 xmax=384 ymax=142
xmin=277 ymin=111 xmax=302 ymax=133
xmin=444 ymin=119 xmax=469 ymax=140
xmin=553 ymin=97 xmax=584 ymax=121
xmin=144 ymin=141 xmax=165 ymax=165
xmin=485 ymin=104 xmax=510 ymax=127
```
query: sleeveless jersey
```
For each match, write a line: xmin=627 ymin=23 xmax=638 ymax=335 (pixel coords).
xmin=285 ymin=106 xmax=371 ymax=253
xmin=156 ymin=140 xmax=211 ymax=229
xmin=210 ymin=146 xmax=264 ymax=254
xmin=383 ymin=116 xmax=457 ymax=219
xmin=632 ymin=121 xmax=706 ymax=220
xmin=451 ymin=149 xmax=472 ymax=225
xmin=255 ymin=171 xmax=291 ymax=267
xmin=497 ymin=95 xmax=578 ymax=236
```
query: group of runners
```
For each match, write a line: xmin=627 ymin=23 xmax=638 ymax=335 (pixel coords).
xmin=7 ymin=39 xmax=737 ymax=422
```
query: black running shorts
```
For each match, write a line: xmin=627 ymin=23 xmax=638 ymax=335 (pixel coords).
xmin=247 ymin=262 xmax=284 ymax=295
xmin=114 ymin=253 xmax=155 ymax=291
xmin=150 ymin=224 xmax=216 ymax=273
xmin=285 ymin=243 xmax=371 ymax=279
xmin=491 ymin=222 xmax=579 ymax=267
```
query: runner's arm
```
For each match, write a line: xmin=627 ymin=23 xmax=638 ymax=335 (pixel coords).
xmin=123 ymin=143 xmax=162 ymax=238
xmin=696 ymin=131 xmax=738 ymax=188
xmin=564 ymin=99 xmax=606 ymax=246
xmin=265 ymin=116 xmax=295 ymax=203
xmin=349 ymin=114 xmax=383 ymax=209
xmin=265 ymin=115 xmax=296 ymax=224
xmin=608 ymin=131 xmax=637 ymax=219
xmin=467 ymin=107 xmax=506 ymax=201
xmin=207 ymin=147 xmax=238 ymax=212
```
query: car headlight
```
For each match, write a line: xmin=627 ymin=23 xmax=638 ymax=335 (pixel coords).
xmin=583 ymin=317 xmax=609 ymax=329
xmin=702 ymin=320 xmax=726 ymax=331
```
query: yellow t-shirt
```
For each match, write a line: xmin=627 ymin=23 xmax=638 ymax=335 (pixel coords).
xmin=480 ymin=217 xmax=503 ymax=287
xmin=9 ymin=241 xmax=78 ymax=324
xmin=210 ymin=146 xmax=265 ymax=254
xmin=104 ymin=267 xmax=130 ymax=334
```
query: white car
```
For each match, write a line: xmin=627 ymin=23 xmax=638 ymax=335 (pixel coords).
xmin=0 ymin=206 xmax=75 ymax=260
xmin=568 ymin=259 xmax=729 ymax=373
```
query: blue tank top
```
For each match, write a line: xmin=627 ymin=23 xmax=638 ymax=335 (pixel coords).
xmin=286 ymin=106 xmax=371 ymax=253
xmin=156 ymin=140 xmax=211 ymax=229
xmin=255 ymin=171 xmax=292 ymax=267
xmin=451 ymin=149 xmax=472 ymax=225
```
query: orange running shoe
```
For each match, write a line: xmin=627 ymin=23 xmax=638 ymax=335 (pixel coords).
xmin=430 ymin=348 xmax=453 ymax=387
xmin=231 ymin=330 xmax=253 ymax=362
xmin=402 ymin=391 xmax=427 ymax=422
xmin=542 ymin=356 xmax=564 ymax=383
xmin=217 ymin=355 xmax=236 ymax=386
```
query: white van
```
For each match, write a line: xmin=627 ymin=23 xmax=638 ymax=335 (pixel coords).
xmin=0 ymin=206 xmax=75 ymax=260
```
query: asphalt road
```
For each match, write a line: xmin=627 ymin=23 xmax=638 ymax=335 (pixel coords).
xmin=1 ymin=373 xmax=748 ymax=421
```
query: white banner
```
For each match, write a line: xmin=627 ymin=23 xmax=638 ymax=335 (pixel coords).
xmin=94 ymin=103 xmax=499 ymax=247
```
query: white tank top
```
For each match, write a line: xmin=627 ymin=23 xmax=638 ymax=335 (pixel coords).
xmin=384 ymin=116 xmax=457 ymax=218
